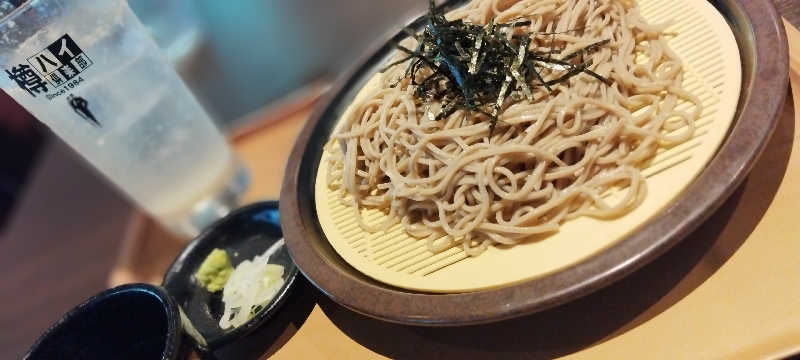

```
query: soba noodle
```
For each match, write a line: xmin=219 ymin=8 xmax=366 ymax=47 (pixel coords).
xmin=326 ymin=0 xmax=702 ymax=256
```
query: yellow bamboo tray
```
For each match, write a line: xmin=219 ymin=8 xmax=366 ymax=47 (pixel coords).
xmin=314 ymin=0 xmax=742 ymax=293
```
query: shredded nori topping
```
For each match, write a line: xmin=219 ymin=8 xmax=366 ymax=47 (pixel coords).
xmin=383 ymin=0 xmax=613 ymax=134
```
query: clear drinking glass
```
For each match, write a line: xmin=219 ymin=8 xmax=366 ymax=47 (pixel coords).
xmin=0 ymin=0 xmax=249 ymax=238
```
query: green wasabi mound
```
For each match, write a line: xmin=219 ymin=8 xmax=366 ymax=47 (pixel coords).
xmin=195 ymin=248 xmax=234 ymax=293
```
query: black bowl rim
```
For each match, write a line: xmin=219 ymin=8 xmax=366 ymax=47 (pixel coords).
xmin=24 ymin=283 xmax=183 ymax=360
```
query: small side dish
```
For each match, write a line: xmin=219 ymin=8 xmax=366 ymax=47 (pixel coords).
xmin=194 ymin=240 xmax=286 ymax=329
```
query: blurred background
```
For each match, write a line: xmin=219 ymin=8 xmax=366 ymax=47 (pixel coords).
xmin=0 ymin=1 xmax=795 ymax=359
xmin=0 ymin=1 xmax=424 ymax=356
xmin=0 ymin=0 xmax=424 ymax=234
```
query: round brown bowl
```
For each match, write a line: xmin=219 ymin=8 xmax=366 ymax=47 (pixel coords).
xmin=280 ymin=0 xmax=789 ymax=326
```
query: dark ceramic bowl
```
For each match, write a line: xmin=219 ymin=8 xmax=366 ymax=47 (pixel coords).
xmin=162 ymin=201 xmax=299 ymax=350
xmin=280 ymin=0 xmax=789 ymax=326
xmin=24 ymin=284 xmax=186 ymax=360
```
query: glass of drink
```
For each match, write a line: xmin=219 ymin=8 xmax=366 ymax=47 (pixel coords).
xmin=0 ymin=0 xmax=250 ymax=238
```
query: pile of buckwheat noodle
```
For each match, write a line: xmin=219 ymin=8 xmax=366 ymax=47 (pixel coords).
xmin=326 ymin=0 xmax=702 ymax=256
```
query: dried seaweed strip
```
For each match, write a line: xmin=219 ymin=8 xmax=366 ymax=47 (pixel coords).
xmin=510 ymin=37 xmax=533 ymax=101
xmin=561 ymin=39 xmax=611 ymax=61
xmin=383 ymin=1 xmax=613 ymax=135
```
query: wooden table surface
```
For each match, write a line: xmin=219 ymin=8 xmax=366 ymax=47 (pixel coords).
xmin=2 ymin=3 xmax=798 ymax=359
xmin=105 ymin=18 xmax=800 ymax=359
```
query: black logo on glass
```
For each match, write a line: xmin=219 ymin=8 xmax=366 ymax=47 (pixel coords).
xmin=5 ymin=64 xmax=48 ymax=97
xmin=5 ymin=34 xmax=94 ymax=97
xmin=68 ymin=94 xmax=99 ymax=127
